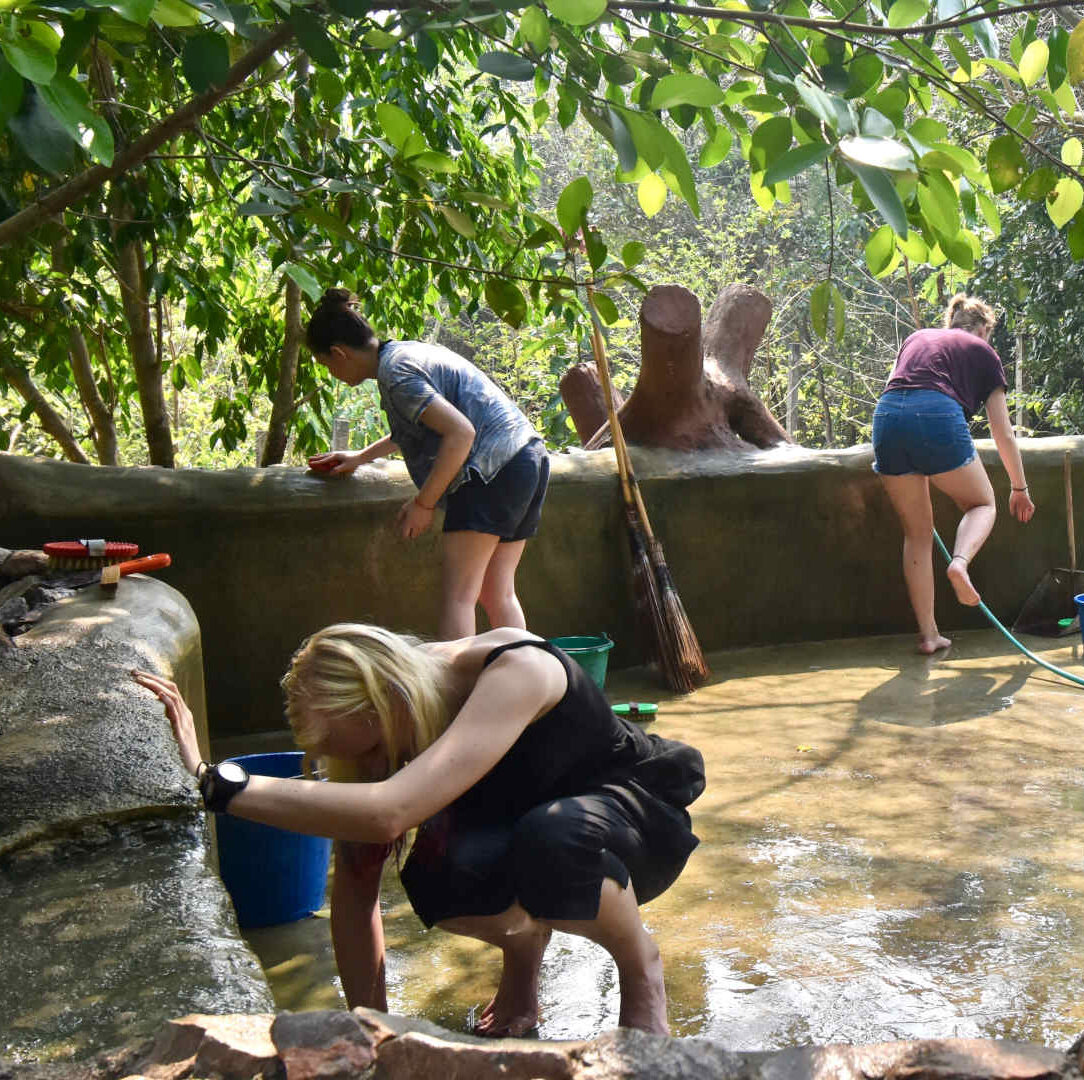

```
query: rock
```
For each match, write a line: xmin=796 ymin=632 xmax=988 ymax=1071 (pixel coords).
xmin=0 ymin=549 xmax=49 ymax=578
xmin=133 ymin=1014 xmax=280 ymax=1080
xmin=271 ymin=1011 xmax=378 ymax=1079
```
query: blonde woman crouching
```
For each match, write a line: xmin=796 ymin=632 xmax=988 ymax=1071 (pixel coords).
xmin=135 ymin=623 xmax=704 ymax=1037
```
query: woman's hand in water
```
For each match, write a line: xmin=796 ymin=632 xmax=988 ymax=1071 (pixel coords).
xmin=1009 ymin=488 xmax=1035 ymax=523
xmin=308 ymin=451 xmax=362 ymax=476
xmin=132 ymin=670 xmax=202 ymax=776
xmin=397 ymin=496 xmax=434 ymax=540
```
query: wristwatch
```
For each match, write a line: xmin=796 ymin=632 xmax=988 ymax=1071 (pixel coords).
xmin=197 ymin=760 xmax=250 ymax=813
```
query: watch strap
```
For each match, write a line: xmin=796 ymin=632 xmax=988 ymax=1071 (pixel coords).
xmin=198 ymin=761 xmax=250 ymax=813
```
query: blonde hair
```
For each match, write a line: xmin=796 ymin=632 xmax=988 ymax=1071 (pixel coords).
xmin=944 ymin=294 xmax=996 ymax=337
xmin=281 ymin=624 xmax=451 ymax=778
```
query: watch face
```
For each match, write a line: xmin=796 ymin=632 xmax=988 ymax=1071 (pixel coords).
xmin=218 ymin=761 xmax=248 ymax=783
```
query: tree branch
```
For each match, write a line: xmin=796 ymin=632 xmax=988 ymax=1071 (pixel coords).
xmin=0 ymin=23 xmax=294 ymax=250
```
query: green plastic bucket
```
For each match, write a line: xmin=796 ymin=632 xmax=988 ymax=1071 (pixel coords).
xmin=549 ymin=634 xmax=614 ymax=689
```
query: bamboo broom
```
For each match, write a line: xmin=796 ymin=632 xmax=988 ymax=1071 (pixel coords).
xmin=585 ymin=285 xmax=710 ymax=693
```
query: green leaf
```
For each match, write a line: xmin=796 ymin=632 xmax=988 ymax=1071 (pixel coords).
xmin=699 ymin=125 xmax=732 ymax=168
xmin=1019 ymin=167 xmax=1058 ymax=201
xmin=283 ymin=263 xmax=323 ymax=303
xmin=860 ymin=108 xmax=895 ymax=137
xmin=1048 ymin=26 xmax=1069 ymax=90
xmin=939 ymin=228 xmax=976 ymax=270
xmin=839 ymin=135 xmax=914 ymax=172
xmin=405 ymin=151 xmax=457 ymax=173
xmin=656 ymin=121 xmax=699 ymax=217
xmin=182 ymin=32 xmax=229 ymax=93
xmin=545 ymin=0 xmax=607 ymax=26
xmin=638 ymin=172 xmax=667 ymax=216
xmin=810 ymin=280 xmax=845 ymax=342
xmin=945 ymin=35 xmax=971 ymax=76
xmin=590 ymin=290 xmax=620 ymax=325
xmin=150 ymin=0 xmax=202 ymax=26
xmin=986 ymin=134 xmax=1027 ymax=193
xmin=898 ymin=230 xmax=929 ymax=262
xmin=56 ymin=16 xmax=99 ymax=69
xmin=865 ymin=223 xmax=896 ymax=275
xmin=1019 ymin=39 xmax=1048 ymax=87
xmin=1069 ymin=19 xmax=1084 ymax=85
xmin=477 ymin=51 xmax=535 ymax=80
xmin=794 ymin=75 xmax=838 ymax=129
xmin=621 ymin=109 xmax=666 ymax=170
xmin=237 ymin=200 xmax=281 ymax=216
xmin=454 ymin=189 xmax=513 ymax=209
xmin=37 ymin=73 xmax=113 ymax=165
xmin=850 ymin=162 xmax=908 ymax=234
xmin=520 ymin=5 xmax=550 ymax=52
xmin=1048 ymin=177 xmax=1084 ymax=228
xmin=289 ymin=9 xmax=340 ymax=69
xmin=650 ymin=73 xmax=725 ymax=110
xmin=1067 ymin=210 xmax=1084 ymax=259
xmin=917 ymin=172 xmax=959 ymax=238
xmin=437 ymin=205 xmax=477 ymax=238
xmin=846 ymin=52 xmax=884 ymax=98
xmin=887 ymin=0 xmax=928 ymax=28
xmin=1064 ymin=137 xmax=1083 ymax=168
xmin=976 ymin=190 xmax=1000 ymax=236
xmin=0 ymin=58 xmax=23 ymax=130
xmin=741 ymin=94 xmax=787 ymax=113
xmin=621 ymin=240 xmax=646 ymax=268
xmin=969 ymin=16 xmax=999 ymax=59
xmin=584 ymin=227 xmax=606 ymax=269
xmin=606 ymin=106 xmax=637 ymax=172
xmin=8 ymin=85 xmax=74 ymax=175
xmin=377 ymin=103 xmax=415 ymax=151
xmin=484 ymin=278 xmax=527 ymax=328
xmin=762 ymin=140 xmax=831 ymax=185
xmin=750 ymin=115 xmax=793 ymax=170
xmin=1 ymin=36 xmax=56 ymax=83
xmin=556 ymin=175 xmax=593 ymax=236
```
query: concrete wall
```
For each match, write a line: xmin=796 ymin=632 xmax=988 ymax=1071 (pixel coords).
xmin=3 ymin=437 xmax=1081 ymax=739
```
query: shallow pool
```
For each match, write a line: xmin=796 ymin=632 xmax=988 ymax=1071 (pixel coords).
xmin=233 ymin=629 xmax=1084 ymax=1048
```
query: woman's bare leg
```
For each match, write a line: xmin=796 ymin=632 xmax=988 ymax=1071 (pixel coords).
xmin=546 ymin=878 xmax=668 ymax=1035
xmin=439 ymin=904 xmax=550 ymax=1037
xmin=439 ymin=878 xmax=668 ymax=1036
xmin=439 ymin=530 xmax=501 ymax=639
xmin=477 ymin=540 xmax=528 ymax=629
xmin=929 ymin=458 xmax=996 ymax=607
xmin=880 ymin=474 xmax=950 ymax=653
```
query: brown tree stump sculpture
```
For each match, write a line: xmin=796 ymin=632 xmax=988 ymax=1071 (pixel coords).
xmin=568 ymin=283 xmax=791 ymax=452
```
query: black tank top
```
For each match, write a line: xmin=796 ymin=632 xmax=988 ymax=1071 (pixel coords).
xmin=448 ymin=638 xmax=704 ymax=822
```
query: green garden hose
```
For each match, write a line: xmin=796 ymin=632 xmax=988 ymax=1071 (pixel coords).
xmin=933 ymin=529 xmax=1084 ymax=689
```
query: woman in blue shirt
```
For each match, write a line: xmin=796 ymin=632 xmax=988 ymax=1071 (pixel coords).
xmin=305 ymin=289 xmax=549 ymax=640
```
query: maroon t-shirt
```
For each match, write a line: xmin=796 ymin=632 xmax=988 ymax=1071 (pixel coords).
xmin=885 ymin=328 xmax=1007 ymax=416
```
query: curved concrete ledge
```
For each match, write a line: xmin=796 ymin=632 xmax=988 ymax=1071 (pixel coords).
xmin=3 ymin=437 xmax=1082 ymax=738
xmin=0 ymin=579 xmax=273 ymax=1063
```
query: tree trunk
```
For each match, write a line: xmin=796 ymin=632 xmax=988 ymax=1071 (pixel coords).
xmin=113 ymin=205 xmax=174 ymax=467
xmin=53 ymin=231 xmax=118 ymax=464
xmin=558 ymin=362 xmax=625 ymax=445
xmin=5 ymin=366 xmax=89 ymax=464
xmin=580 ymin=284 xmax=791 ymax=452
xmin=68 ymin=324 xmax=119 ymax=464
xmin=262 ymin=276 xmax=303 ymax=466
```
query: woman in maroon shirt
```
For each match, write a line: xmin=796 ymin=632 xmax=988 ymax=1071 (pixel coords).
xmin=872 ymin=295 xmax=1035 ymax=653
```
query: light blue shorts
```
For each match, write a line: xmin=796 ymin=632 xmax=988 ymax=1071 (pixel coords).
xmin=872 ymin=389 xmax=976 ymax=476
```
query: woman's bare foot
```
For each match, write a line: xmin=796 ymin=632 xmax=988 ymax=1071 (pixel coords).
xmin=474 ymin=927 xmax=551 ymax=1037
xmin=946 ymin=555 xmax=980 ymax=606
xmin=617 ymin=938 xmax=669 ymax=1035
xmin=917 ymin=633 xmax=951 ymax=655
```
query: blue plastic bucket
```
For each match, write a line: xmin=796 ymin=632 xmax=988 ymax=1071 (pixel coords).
xmin=215 ymin=751 xmax=331 ymax=929
xmin=549 ymin=634 xmax=614 ymax=689
xmin=1075 ymin=594 xmax=1084 ymax=648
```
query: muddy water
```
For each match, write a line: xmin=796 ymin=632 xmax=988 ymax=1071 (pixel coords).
xmin=233 ymin=630 xmax=1084 ymax=1048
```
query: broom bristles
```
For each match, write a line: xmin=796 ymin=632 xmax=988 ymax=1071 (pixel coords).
xmin=647 ymin=538 xmax=711 ymax=693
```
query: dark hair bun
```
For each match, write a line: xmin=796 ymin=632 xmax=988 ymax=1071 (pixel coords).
xmin=317 ymin=287 xmax=356 ymax=310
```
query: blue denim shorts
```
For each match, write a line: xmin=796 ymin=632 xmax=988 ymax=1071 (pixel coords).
xmin=872 ymin=388 xmax=976 ymax=476
xmin=443 ymin=438 xmax=549 ymax=542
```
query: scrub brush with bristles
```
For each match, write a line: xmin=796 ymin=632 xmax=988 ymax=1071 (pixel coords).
xmin=44 ymin=540 xmax=139 ymax=570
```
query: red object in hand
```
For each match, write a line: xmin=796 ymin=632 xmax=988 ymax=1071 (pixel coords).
xmin=308 ymin=457 xmax=337 ymax=473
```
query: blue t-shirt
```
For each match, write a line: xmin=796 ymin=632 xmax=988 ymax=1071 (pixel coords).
xmin=377 ymin=341 xmax=538 ymax=498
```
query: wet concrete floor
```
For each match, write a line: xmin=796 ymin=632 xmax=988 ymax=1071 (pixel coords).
xmin=221 ymin=629 xmax=1084 ymax=1049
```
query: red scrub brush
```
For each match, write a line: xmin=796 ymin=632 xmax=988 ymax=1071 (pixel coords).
xmin=44 ymin=540 xmax=139 ymax=570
